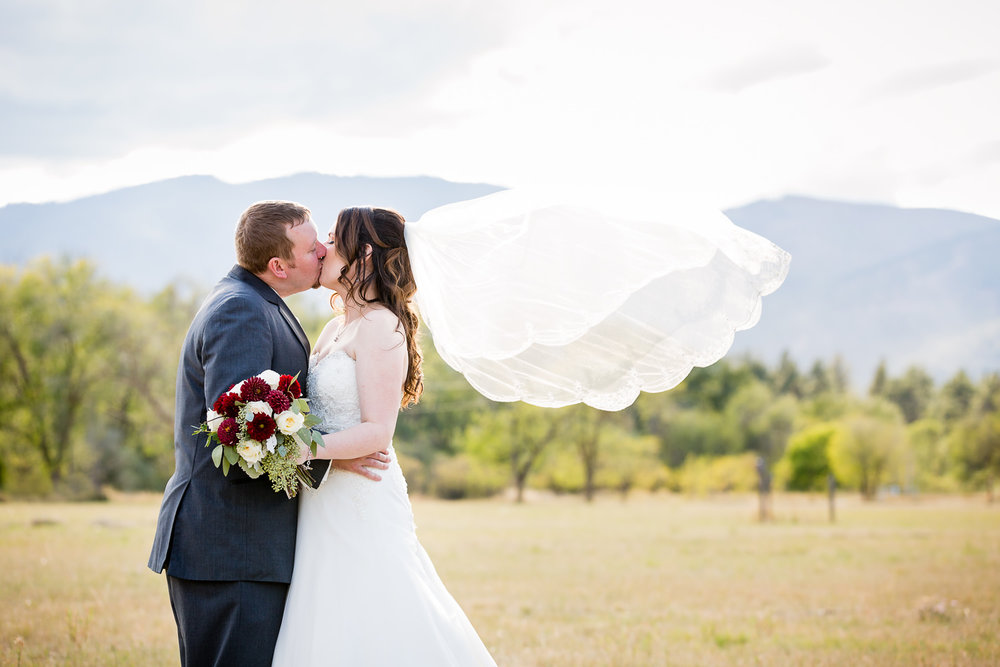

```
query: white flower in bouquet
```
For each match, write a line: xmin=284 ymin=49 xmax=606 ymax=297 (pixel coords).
xmin=206 ymin=409 xmax=222 ymax=433
xmin=258 ymin=370 xmax=281 ymax=390
xmin=276 ymin=410 xmax=305 ymax=435
xmin=265 ymin=435 xmax=278 ymax=454
xmin=246 ymin=401 xmax=273 ymax=417
xmin=237 ymin=440 xmax=265 ymax=464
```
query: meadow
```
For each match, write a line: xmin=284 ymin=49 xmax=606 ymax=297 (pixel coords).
xmin=1 ymin=492 xmax=997 ymax=666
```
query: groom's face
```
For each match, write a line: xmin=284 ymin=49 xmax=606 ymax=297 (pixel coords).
xmin=282 ymin=218 xmax=327 ymax=293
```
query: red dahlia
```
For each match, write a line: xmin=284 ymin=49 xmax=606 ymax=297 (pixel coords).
xmin=213 ymin=392 xmax=240 ymax=419
xmin=246 ymin=413 xmax=277 ymax=441
xmin=240 ymin=376 xmax=270 ymax=402
xmin=265 ymin=390 xmax=291 ymax=414
xmin=278 ymin=374 xmax=302 ymax=399
xmin=217 ymin=417 xmax=239 ymax=445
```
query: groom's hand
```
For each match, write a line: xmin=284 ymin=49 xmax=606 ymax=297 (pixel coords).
xmin=331 ymin=449 xmax=391 ymax=481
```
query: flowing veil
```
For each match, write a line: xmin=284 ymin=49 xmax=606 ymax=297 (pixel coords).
xmin=404 ymin=188 xmax=790 ymax=411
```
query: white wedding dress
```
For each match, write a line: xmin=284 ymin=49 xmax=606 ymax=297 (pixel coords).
xmin=271 ymin=350 xmax=496 ymax=666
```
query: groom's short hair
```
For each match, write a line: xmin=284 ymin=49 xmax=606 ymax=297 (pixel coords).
xmin=235 ymin=201 xmax=312 ymax=274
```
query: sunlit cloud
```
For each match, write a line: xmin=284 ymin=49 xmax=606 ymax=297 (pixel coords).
xmin=703 ymin=46 xmax=832 ymax=94
xmin=867 ymin=59 xmax=999 ymax=99
xmin=0 ymin=0 xmax=999 ymax=219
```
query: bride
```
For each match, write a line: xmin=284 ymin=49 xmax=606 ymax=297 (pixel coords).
xmin=271 ymin=206 xmax=497 ymax=665
xmin=272 ymin=190 xmax=789 ymax=665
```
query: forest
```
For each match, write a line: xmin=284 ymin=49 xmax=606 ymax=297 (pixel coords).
xmin=2 ymin=258 xmax=998 ymax=502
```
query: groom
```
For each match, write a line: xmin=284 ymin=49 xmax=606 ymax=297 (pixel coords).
xmin=148 ymin=201 xmax=389 ymax=666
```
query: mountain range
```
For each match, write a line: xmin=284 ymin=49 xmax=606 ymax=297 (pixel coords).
xmin=1 ymin=173 xmax=997 ymax=388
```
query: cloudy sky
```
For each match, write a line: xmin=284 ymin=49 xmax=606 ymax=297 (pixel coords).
xmin=2 ymin=0 xmax=999 ymax=217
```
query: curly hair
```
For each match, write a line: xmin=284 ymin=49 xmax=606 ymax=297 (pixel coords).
xmin=334 ymin=206 xmax=423 ymax=408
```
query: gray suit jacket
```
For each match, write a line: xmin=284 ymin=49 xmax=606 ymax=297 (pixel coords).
xmin=148 ymin=265 xmax=329 ymax=582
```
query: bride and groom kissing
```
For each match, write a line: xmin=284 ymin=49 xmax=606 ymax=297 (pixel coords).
xmin=148 ymin=200 xmax=497 ymax=666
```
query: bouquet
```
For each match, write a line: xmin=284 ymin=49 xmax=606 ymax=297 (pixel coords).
xmin=194 ymin=370 xmax=325 ymax=497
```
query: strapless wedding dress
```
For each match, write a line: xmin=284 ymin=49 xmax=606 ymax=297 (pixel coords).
xmin=272 ymin=350 xmax=496 ymax=666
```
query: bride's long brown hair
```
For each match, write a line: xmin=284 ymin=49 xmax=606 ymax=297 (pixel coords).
xmin=333 ymin=206 xmax=423 ymax=408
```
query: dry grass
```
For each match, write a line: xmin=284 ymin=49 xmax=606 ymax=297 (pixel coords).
xmin=1 ymin=492 xmax=998 ymax=666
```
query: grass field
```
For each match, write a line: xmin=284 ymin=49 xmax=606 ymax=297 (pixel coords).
xmin=1 ymin=492 xmax=998 ymax=666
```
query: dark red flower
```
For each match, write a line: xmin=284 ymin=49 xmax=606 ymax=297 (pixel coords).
xmin=240 ymin=376 xmax=270 ymax=402
xmin=213 ymin=392 xmax=240 ymax=419
xmin=217 ymin=417 xmax=239 ymax=445
xmin=265 ymin=390 xmax=291 ymax=414
xmin=246 ymin=413 xmax=277 ymax=442
xmin=278 ymin=374 xmax=302 ymax=399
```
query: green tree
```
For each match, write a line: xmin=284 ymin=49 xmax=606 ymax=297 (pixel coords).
xmin=907 ymin=418 xmax=954 ymax=492
xmin=829 ymin=355 xmax=850 ymax=395
xmin=829 ymin=399 xmax=906 ymax=500
xmin=949 ymin=374 xmax=1000 ymax=501
xmin=0 ymin=260 xmax=187 ymax=495
xmin=883 ymin=366 xmax=935 ymax=423
xmin=461 ymin=403 xmax=559 ymax=503
xmin=723 ymin=382 xmax=797 ymax=462
xmin=782 ymin=423 xmax=838 ymax=491
xmin=672 ymin=359 xmax=761 ymax=411
xmin=950 ymin=414 xmax=1000 ymax=501
xmin=804 ymin=360 xmax=832 ymax=397
xmin=869 ymin=360 xmax=888 ymax=397
xmin=772 ymin=350 xmax=804 ymax=398
xmin=973 ymin=373 xmax=1000 ymax=414
xmin=931 ymin=370 xmax=976 ymax=424
xmin=562 ymin=405 xmax=620 ymax=502
xmin=595 ymin=429 xmax=660 ymax=498
xmin=655 ymin=408 xmax=742 ymax=468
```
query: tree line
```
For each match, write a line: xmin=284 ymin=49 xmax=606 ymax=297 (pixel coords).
xmin=2 ymin=259 xmax=998 ymax=501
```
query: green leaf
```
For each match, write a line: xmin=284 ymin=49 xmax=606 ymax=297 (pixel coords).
xmin=222 ymin=457 xmax=231 ymax=476
xmin=211 ymin=445 xmax=223 ymax=468
xmin=277 ymin=445 xmax=287 ymax=457
xmin=293 ymin=398 xmax=310 ymax=412
xmin=311 ymin=430 xmax=324 ymax=456
xmin=303 ymin=414 xmax=321 ymax=427
xmin=224 ymin=446 xmax=240 ymax=465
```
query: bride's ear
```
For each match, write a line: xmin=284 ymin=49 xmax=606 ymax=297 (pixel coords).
xmin=356 ymin=244 xmax=373 ymax=270
xmin=267 ymin=257 xmax=288 ymax=279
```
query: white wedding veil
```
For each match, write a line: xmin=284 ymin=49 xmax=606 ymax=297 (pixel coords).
xmin=403 ymin=188 xmax=790 ymax=411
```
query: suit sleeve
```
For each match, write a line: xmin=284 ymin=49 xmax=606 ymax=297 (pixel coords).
xmin=200 ymin=293 xmax=275 ymax=484
xmin=202 ymin=293 xmax=275 ymax=402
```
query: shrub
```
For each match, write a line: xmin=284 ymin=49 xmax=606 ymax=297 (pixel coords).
xmin=429 ymin=454 xmax=506 ymax=500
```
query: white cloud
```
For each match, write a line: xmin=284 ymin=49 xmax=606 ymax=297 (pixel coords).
xmin=1 ymin=0 xmax=999 ymax=219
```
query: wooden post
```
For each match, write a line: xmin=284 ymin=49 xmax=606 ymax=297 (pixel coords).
xmin=756 ymin=457 xmax=771 ymax=522
xmin=827 ymin=473 xmax=836 ymax=523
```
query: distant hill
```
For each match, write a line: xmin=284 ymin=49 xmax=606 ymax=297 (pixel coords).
xmin=0 ymin=173 xmax=504 ymax=293
xmin=1 ymin=174 xmax=997 ymax=387
xmin=725 ymin=196 xmax=1000 ymax=386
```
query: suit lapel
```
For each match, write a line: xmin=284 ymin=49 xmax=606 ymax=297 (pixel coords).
xmin=278 ymin=303 xmax=311 ymax=358
xmin=228 ymin=265 xmax=311 ymax=358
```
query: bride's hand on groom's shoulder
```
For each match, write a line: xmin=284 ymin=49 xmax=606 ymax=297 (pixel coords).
xmin=330 ymin=449 xmax=392 ymax=481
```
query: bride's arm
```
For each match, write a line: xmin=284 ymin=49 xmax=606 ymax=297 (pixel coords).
xmin=309 ymin=309 xmax=407 ymax=461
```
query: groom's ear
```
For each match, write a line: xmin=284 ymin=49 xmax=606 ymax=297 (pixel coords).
xmin=267 ymin=257 xmax=288 ymax=279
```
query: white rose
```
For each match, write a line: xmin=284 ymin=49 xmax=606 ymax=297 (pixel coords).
xmin=258 ymin=370 xmax=281 ymax=390
xmin=206 ymin=409 xmax=222 ymax=433
xmin=236 ymin=440 xmax=265 ymax=465
xmin=275 ymin=410 xmax=305 ymax=435
xmin=230 ymin=380 xmax=244 ymax=395
xmin=265 ymin=435 xmax=278 ymax=453
xmin=245 ymin=401 xmax=273 ymax=417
